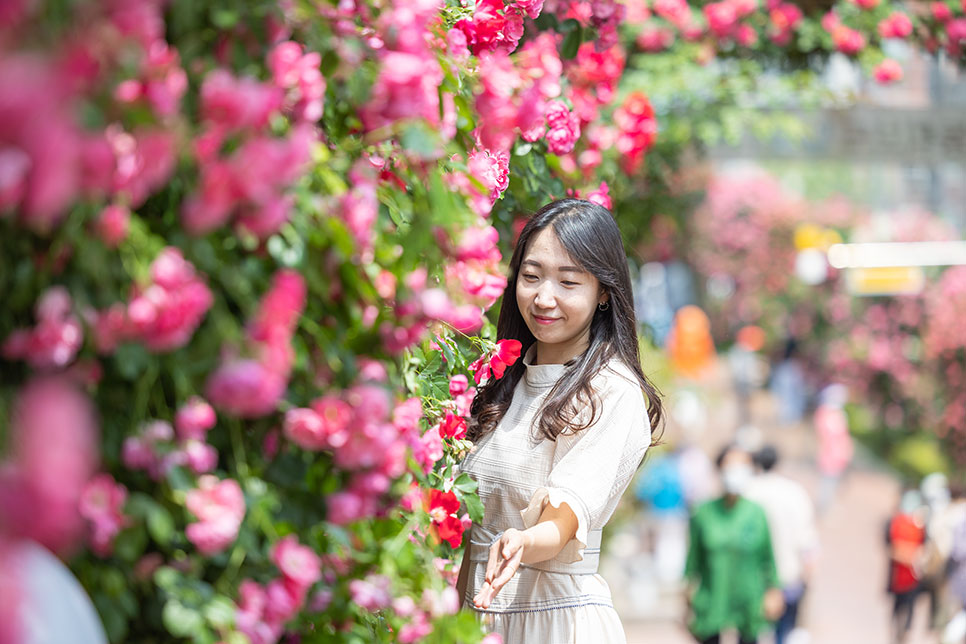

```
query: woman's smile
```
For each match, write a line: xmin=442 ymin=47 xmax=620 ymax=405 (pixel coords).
xmin=533 ymin=314 xmax=559 ymax=325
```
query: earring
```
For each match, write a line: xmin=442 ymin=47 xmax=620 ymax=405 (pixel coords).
xmin=598 ymin=301 xmax=609 ymax=311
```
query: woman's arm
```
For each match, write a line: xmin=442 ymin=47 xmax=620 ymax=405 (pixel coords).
xmin=472 ymin=501 xmax=578 ymax=609
xmin=455 ymin=543 xmax=471 ymax=609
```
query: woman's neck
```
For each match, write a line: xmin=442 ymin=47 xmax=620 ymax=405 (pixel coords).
xmin=534 ymin=334 xmax=590 ymax=365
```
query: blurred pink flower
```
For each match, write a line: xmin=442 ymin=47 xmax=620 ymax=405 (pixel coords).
xmin=831 ymin=25 xmax=867 ymax=55
xmin=517 ymin=33 xmax=562 ymax=100
xmin=873 ymin=59 xmax=903 ymax=84
xmin=449 ymin=375 xmax=469 ymax=397
xmin=124 ymin=248 xmax=214 ymax=352
xmin=185 ymin=475 xmax=245 ymax=555
xmin=878 ymin=12 xmax=912 ymax=39
xmin=326 ymin=489 xmax=372 ymax=524
xmin=0 ymin=55 xmax=83 ymax=232
xmin=79 ymin=473 xmax=128 ymax=557
xmin=200 ymin=70 xmax=283 ymax=132
xmin=399 ymin=613 xmax=433 ymax=643
xmin=181 ymin=439 xmax=218 ymax=474
xmin=175 ymin=396 xmax=217 ymax=440
xmin=284 ymin=407 xmax=328 ymax=450
xmin=585 ymin=181 xmax=612 ymax=209
xmin=207 ymin=359 xmax=288 ymax=418
xmin=412 ymin=426 xmax=444 ymax=474
xmin=392 ymin=397 xmax=424 ymax=436
xmin=544 ymin=101 xmax=581 ymax=155
xmin=349 ymin=574 xmax=392 ymax=611
xmin=361 ymin=51 xmax=443 ymax=132
xmin=271 ymin=535 xmax=322 ymax=592
xmin=96 ymin=204 xmax=131 ymax=247
xmin=455 ymin=0 xmax=525 ymax=55
xmin=637 ymin=24 xmax=675 ymax=51
xmin=1 ymin=376 xmax=98 ymax=554
xmin=2 ymin=286 xmax=83 ymax=369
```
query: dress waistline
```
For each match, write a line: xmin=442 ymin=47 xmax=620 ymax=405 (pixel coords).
xmin=468 ymin=524 xmax=602 ymax=575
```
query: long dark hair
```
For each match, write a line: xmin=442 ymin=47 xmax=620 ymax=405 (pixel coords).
xmin=468 ymin=199 xmax=664 ymax=445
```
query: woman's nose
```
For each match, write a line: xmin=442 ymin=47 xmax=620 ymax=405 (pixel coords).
xmin=533 ymin=281 xmax=555 ymax=308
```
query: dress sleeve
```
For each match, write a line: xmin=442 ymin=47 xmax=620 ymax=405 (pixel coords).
xmin=519 ymin=373 xmax=651 ymax=563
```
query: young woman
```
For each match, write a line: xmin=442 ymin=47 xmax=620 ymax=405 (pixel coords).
xmin=456 ymin=199 xmax=663 ymax=643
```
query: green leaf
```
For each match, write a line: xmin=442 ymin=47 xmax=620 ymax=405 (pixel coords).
xmin=113 ymin=525 xmax=147 ymax=564
xmin=93 ymin=594 xmax=129 ymax=643
xmin=203 ymin=596 xmax=236 ymax=629
xmin=146 ymin=504 xmax=176 ymax=546
xmin=163 ymin=600 xmax=205 ymax=638
xmin=452 ymin=472 xmax=478 ymax=494
xmin=154 ymin=566 xmax=180 ymax=591
xmin=463 ymin=491 xmax=484 ymax=523
xmin=210 ymin=8 xmax=238 ymax=29
xmin=561 ymin=24 xmax=583 ymax=60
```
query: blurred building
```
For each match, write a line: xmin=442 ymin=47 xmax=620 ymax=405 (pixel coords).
xmin=711 ymin=48 xmax=966 ymax=232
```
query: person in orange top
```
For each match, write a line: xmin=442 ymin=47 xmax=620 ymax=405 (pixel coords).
xmin=667 ymin=305 xmax=715 ymax=378
xmin=886 ymin=489 xmax=927 ymax=644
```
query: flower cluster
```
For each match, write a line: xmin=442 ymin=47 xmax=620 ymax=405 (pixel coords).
xmin=3 ymin=287 xmax=83 ymax=369
xmin=426 ymin=489 xmax=464 ymax=548
xmin=235 ymin=536 xmax=323 ymax=644
xmin=0 ymin=377 xmax=98 ymax=554
xmin=123 ymin=397 xmax=219 ymax=479
xmin=0 ymin=0 xmax=182 ymax=234
xmin=469 ymin=339 xmax=523 ymax=385
xmin=79 ymin=474 xmax=129 ymax=557
xmin=613 ymin=91 xmax=659 ymax=174
xmin=207 ymin=269 xmax=306 ymax=418
xmin=184 ymin=475 xmax=246 ymax=555
xmin=86 ymin=248 xmax=213 ymax=354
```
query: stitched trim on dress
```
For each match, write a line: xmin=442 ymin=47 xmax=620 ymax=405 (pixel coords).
xmin=469 ymin=601 xmax=617 ymax=616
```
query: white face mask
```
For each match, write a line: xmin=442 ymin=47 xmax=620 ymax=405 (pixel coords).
xmin=721 ymin=464 xmax=753 ymax=495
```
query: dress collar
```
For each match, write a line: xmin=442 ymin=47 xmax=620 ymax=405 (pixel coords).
xmin=522 ymin=344 xmax=568 ymax=388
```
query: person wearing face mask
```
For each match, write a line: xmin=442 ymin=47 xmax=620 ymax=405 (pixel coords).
xmin=684 ymin=443 xmax=783 ymax=644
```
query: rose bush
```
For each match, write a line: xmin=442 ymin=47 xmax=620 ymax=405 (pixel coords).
xmin=0 ymin=1 xmax=632 ymax=642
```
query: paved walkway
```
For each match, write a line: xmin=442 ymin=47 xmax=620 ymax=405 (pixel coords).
xmin=611 ymin=368 xmax=940 ymax=644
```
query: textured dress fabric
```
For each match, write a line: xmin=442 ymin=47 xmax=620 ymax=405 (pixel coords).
xmin=460 ymin=346 xmax=651 ymax=644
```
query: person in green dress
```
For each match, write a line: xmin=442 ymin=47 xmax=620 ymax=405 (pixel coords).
xmin=685 ymin=443 xmax=784 ymax=644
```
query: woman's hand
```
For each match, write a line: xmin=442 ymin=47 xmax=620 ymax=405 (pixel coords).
xmin=473 ymin=529 xmax=528 ymax=609
xmin=762 ymin=587 xmax=785 ymax=621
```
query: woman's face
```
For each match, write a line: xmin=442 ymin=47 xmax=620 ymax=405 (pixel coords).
xmin=515 ymin=227 xmax=606 ymax=365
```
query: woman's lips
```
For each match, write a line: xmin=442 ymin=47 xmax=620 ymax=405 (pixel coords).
xmin=533 ymin=315 xmax=558 ymax=325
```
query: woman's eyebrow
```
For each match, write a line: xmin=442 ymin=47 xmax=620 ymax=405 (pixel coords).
xmin=521 ymin=259 xmax=585 ymax=274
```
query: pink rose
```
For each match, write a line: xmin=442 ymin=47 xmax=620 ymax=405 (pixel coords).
xmin=271 ymin=535 xmax=322 ymax=591
xmin=96 ymin=204 xmax=130 ymax=247
xmin=79 ymin=473 xmax=128 ymax=557
xmin=873 ymin=59 xmax=903 ymax=84
xmin=284 ymin=407 xmax=328 ymax=450
xmin=185 ymin=476 xmax=245 ymax=555
xmin=175 ymin=396 xmax=217 ymax=440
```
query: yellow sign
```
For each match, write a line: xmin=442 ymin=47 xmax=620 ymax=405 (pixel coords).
xmin=845 ymin=266 xmax=925 ymax=295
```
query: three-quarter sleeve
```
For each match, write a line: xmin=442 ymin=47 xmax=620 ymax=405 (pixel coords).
xmin=519 ymin=372 xmax=651 ymax=563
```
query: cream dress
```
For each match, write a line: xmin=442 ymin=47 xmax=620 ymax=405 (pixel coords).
xmin=460 ymin=346 xmax=651 ymax=644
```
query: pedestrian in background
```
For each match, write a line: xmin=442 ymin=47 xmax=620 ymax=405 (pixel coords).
xmin=887 ymin=489 xmax=927 ymax=644
xmin=685 ymin=444 xmax=784 ymax=644
xmin=944 ymin=488 xmax=966 ymax=644
xmin=814 ymin=384 xmax=853 ymax=513
xmin=746 ymin=445 xmax=819 ymax=644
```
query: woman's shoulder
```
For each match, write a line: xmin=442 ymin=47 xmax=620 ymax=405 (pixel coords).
xmin=594 ymin=357 xmax=646 ymax=401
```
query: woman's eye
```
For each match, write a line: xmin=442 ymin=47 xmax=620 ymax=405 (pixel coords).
xmin=562 ymin=281 xmax=579 ymax=287
xmin=522 ymin=274 xmax=538 ymax=281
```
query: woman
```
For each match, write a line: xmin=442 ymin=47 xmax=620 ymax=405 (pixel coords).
xmin=456 ymin=199 xmax=663 ymax=643
xmin=685 ymin=443 xmax=783 ymax=644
